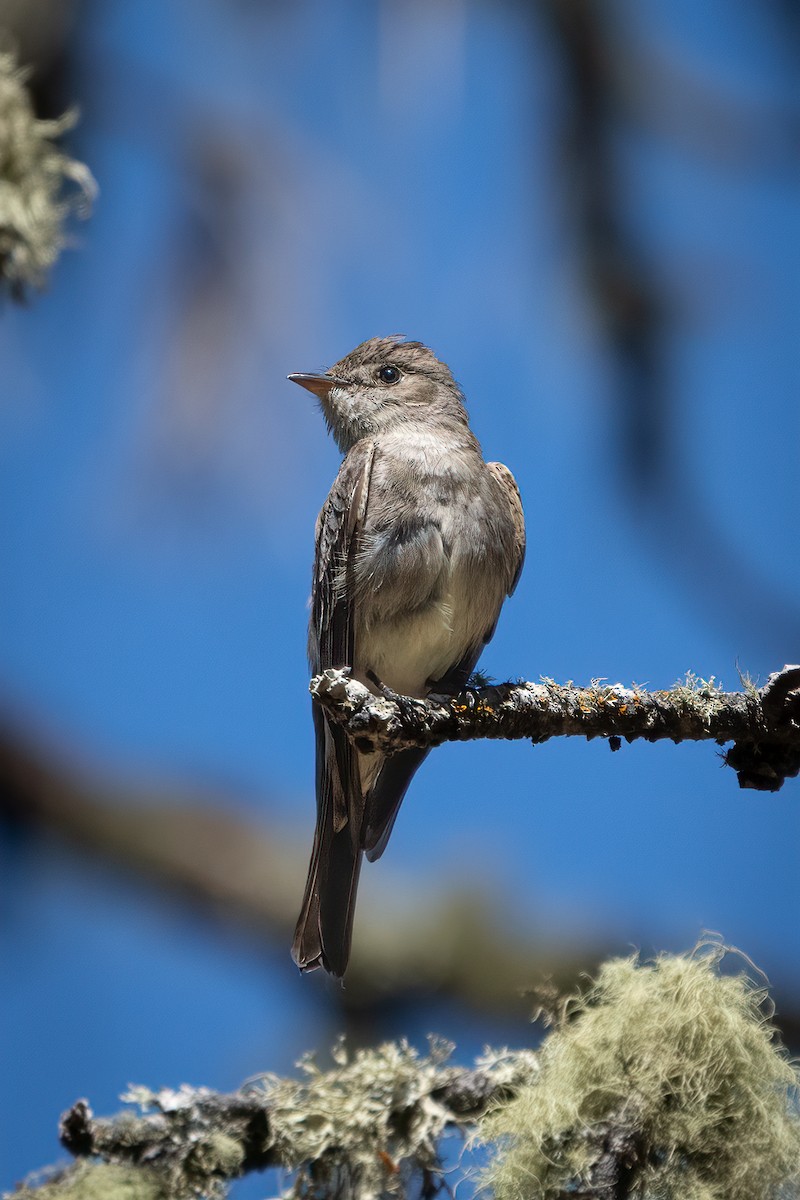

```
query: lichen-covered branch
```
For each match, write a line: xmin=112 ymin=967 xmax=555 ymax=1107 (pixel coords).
xmin=14 ymin=947 xmax=800 ymax=1200
xmin=480 ymin=943 xmax=800 ymax=1200
xmin=311 ymin=664 xmax=800 ymax=792
xmin=54 ymin=1043 xmax=537 ymax=1200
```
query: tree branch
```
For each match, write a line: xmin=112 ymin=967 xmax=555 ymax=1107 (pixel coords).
xmin=35 ymin=948 xmax=800 ymax=1200
xmin=56 ymin=1048 xmax=537 ymax=1198
xmin=311 ymin=664 xmax=800 ymax=792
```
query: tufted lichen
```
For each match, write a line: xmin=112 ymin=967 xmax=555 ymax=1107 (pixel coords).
xmin=0 ymin=49 xmax=94 ymax=296
xmin=480 ymin=943 xmax=800 ymax=1199
xmin=255 ymin=1037 xmax=462 ymax=1198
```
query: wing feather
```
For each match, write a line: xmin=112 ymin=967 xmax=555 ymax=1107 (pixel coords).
xmin=486 ymin=461 xmax=526 ymax=596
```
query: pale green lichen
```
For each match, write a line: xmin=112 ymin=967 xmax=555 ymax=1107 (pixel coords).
xmin=6 ymin=1162 xmax=168 ymax=1200
xmin=115 ymin=1044 xmax=536 ymax=1200
xmin=480 ymin=943 xmax=800 ymax=1200
xmin=251 ymin=1036 xmax=539 ymax=1199
xmin=255 ymin=1037 xmax=457 ymax=1198
xmin=0 ymin=50 xmax=95 ymax=296
xmin=669 ymin=672 xmax=725 ymax=724
xmin=738 ymin=668 xmax=760 ymax=700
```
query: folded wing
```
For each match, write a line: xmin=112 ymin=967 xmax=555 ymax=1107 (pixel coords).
xmin=291 ymin=441 xmax=376 ymax=976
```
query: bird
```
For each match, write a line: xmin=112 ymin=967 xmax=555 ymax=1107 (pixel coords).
xmin=288 ymin=336 xmax=525 ymax=976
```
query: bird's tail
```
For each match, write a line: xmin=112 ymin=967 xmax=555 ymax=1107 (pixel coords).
xmin=292 ymin=727 xmax=429 ymax=975
xmin=361 ymin=656 xmax=475 ymax=861
xmin=292 ymin=710 xmax=363 ymax=977
xmin=291 ymin=815 xmax=362 ymax=978
xmin=362 ymin=746 xmax=430 ymax=862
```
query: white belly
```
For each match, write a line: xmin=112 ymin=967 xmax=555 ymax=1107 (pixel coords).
xmin=357 ymin=596 xmax=455 ymax=697
xmin=355 ymin=549 xmax=498 ymax=698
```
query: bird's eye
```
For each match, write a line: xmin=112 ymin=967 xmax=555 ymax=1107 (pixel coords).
xmin=377 ymin=365 xmax=401 ymax=385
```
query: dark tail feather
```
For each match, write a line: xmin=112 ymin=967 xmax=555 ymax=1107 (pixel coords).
xmin=362 ymin=747 xmax=430 ymax=863
xmin=292 ymin=709 xmax=363 ymax=978
xmin=292 ymin=815 xmax=362 ymax=978
xmin=362 ymin=652 xmax=480 ymax=864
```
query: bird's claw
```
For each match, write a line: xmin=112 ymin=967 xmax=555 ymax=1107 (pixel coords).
xmin=426 ymin=682 xmax=485 ymax=710
xmin=366 ymin=670 xmax=424 ymax=726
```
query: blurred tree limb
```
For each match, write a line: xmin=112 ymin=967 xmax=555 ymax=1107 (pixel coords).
xmin=536 ymin=0 xmax=800 ymax=658
xmin=313 ymin=664 xmax=800 ymax=792
xmin=0 ymin=719 xmax=597 ymax=1022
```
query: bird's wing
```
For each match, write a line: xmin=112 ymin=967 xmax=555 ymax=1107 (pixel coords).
xmin=311 ymin=440 xmax=376 ymax=672
xmin=293 ymin=440 xmax=376 ymax=975
xmin=486 ymin=461 xmax=526 ymax=596
xmin=309 ymin=438 xmax=377 ymax=820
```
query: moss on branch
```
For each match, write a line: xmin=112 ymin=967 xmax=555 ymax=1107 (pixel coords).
xmin=54 ymin=1044 xmax=536 ymax=1200
xmin=0 ymin=49 xmax=95 ymax=297
xmin=11 ymin=946 xmax=800 ymax=1200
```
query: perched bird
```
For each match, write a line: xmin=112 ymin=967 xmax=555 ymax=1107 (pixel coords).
xmin=289 ymin=336 xmax=525 ymax=976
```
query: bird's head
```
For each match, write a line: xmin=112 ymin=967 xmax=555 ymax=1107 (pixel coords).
xmin=288 ymin=335 xmax=468 ymax=452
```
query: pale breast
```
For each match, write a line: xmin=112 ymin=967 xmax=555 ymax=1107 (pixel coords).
xmin=352 ymin=428 xmax=516 ymax=698
xmin=356 ymin=543 xmax=508 ymax=698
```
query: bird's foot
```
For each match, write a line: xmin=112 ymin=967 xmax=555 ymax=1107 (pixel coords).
xmin=427 ymin=688 xmax=483 ymax=711
xmin=366 ymin=670 xmax=424 ymax=727
xmin=426 ymin=671 xmax=494 ymax=712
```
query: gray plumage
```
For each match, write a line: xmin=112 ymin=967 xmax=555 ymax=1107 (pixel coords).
xmin=288 ymin=336 xmax=525 ymax=976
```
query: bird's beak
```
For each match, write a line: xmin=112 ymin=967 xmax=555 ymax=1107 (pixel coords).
xmin=287 ymin=372 xmax=345 ymax=398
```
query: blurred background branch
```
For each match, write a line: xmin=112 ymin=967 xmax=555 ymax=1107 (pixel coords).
xmin=536 ymin=0 xmax=800 ymax=656
xmin=0 ymin=716 xmax=605 ymax=1029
